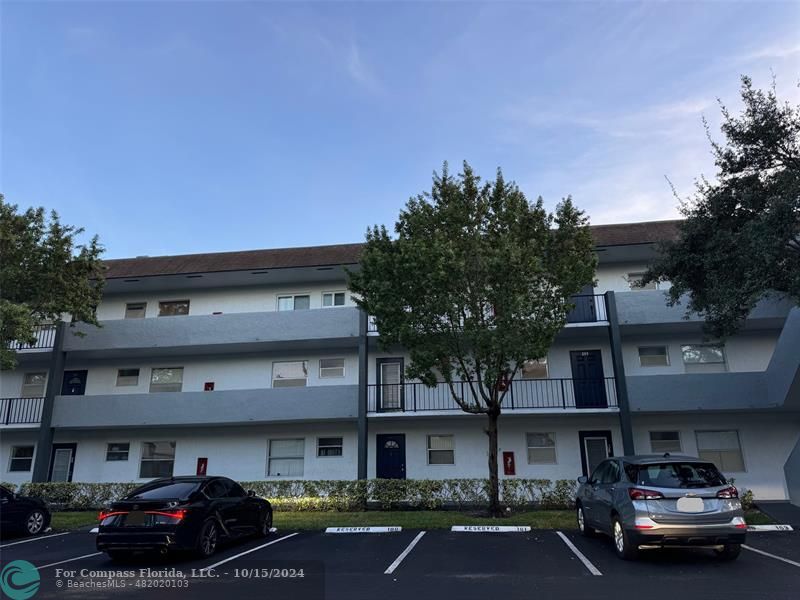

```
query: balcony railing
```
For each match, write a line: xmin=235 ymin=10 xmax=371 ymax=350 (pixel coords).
xmin=368 ymin=378 xmax=617 ymax=413
xmin=367 ymin=294 xmax=608 ymax=334
xmin=7 ymin=324 xmax=57 ymax=350
xmin=1 ymin=397 xmax=44 ymax=425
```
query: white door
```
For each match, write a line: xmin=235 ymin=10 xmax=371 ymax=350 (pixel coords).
xmin=51 ymin=448 xmax=73 ymax=482
xmin=380 ymin=361 xmax=402 ymax=410
xmin=583 ymin=437 xmax=610 ymax=476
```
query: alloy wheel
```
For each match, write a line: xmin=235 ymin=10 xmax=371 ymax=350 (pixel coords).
xmin=614 ymin=521 xmax=624 ymax=553
xmin=27 ymin=511 xmax=44 ymax=535
xmin=577 ymin=508 xmax=585 ymax=532
xmin=201 ymin=523 xmax=218 ymax=556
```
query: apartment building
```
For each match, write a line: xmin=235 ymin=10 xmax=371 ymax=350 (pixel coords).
xmin=2 ymin=220 xmax=799 ymax=505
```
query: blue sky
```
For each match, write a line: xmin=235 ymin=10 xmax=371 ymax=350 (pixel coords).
xmin=3 ymin=1 xmax=799 ymax=259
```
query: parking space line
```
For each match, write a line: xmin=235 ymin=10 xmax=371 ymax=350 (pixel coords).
xmin=743 ymin=544 xmax=800 ymax=568
xmin=39 ymin=552 xmax=103 ymax=569
xmin=555 ymin=532 xmax=602 ymax=576
xmin=384 ymin=531 xmax=426 ymax=575
xmin=0 ymin=532 xmax=71 ymax=548
xmin=200 ymin=532 xmax=299 ymax=572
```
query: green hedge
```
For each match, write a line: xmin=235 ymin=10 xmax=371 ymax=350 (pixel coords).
xmin=2 ymin=479 xmax=578 ymax=512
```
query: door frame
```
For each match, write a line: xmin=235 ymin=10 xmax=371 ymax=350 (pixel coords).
xmin=48 ymin=443 xmax=77 ymax=482
xmin=376 ymin=433 xmax=406 ymax=479
xmin=569 ymin=350 xmax=608 ymax=408
xmin=578 ymin=431 xmax=613 ymax=477
xmin=61 ymin=370 xmax=88 ymax=396
xmin=375 ymin=357 xmax=404 ymax=412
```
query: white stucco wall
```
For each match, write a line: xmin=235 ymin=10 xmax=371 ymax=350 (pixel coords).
xmin=621 ymin=331 xmax=779 ymax=376
xmin=95 ymin=282 xmax=354 ymax=321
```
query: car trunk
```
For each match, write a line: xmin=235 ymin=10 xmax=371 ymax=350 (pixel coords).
xmin=645 ymin=487 xmax=734 ymax=524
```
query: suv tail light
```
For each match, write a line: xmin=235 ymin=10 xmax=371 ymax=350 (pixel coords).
xmin=629 ymin=488 xmax=664 ymax=500
xmin=716 ymin=486 xmax=739 ymax=499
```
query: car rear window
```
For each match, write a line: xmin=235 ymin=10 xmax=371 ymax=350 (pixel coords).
xmin=625 ymin=462 xmax=727 ymax=488
xmin=126 ymin=482 xmax=200 ymax=500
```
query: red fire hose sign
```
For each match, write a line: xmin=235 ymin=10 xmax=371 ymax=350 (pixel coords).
xmin=196 ymin=457 xmax=208 ymax=476
xmin=503 ymin=451 xmax=515 ymax=475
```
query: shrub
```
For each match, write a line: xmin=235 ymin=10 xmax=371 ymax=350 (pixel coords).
xmin=11 ymin=478 xmax=577 ymax=511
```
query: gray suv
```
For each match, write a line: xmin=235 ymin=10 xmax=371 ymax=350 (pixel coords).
xmin=575 ymin=454 xmax=746 ymax=560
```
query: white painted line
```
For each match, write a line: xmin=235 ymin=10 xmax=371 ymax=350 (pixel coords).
xmin=743 ymin=545 xmax=800 ymax=568
xmin=39 ymin=552 xmax=103 ymax=569
xmin=556 ymin=531 xmax=602 ymax=576
xmin=747 ymin=524 xmax=794 ymax=532
xmin=384 ymin=531 xmax=426 ymax=575
xmin=325 ymin=526 xmax=401 ymax=533
xmin=269 ymin=527 xmax=277 ymax=533
xmin=0 ymin=532 xmax=71 ymax=548
xmin=89 ymin=527 xmax=99 ymax=534
xmin=451 ymin=525 xmax=531 ymax=533
xmin=200 ymin=533 xmax=299 ymax=572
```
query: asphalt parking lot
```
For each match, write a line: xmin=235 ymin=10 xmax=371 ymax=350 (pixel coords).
xmin=1 ymin=527 xmax=798 ymax=600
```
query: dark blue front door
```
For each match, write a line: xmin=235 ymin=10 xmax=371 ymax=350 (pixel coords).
xmin=376 ymin=434 xmax=406 ymax=479
xmin=570 ymin=350 xmax=608 ymax=408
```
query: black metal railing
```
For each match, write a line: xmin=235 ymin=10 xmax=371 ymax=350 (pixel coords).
xmin=7 ymin=324 xmax=57 ymax=350
xmin=566 ymin=294 xmax=608 ymax=323
xmin=367 ymin=377 xmax=617 ymax=412
xmin=0 ymin=397 xmax=44 ymax=425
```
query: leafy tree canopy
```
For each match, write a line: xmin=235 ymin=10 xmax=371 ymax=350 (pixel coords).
xmin=644 ymin=76 xmax=800 ymax=337
xmin=0 ymin=195 xmax=105 ymax=369
xmin=349 ymin=162 xmax=597 ymax=412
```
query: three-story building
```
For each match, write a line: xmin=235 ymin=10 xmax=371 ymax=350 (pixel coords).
xmin=2 ymin=220 xmax=798 ymax=504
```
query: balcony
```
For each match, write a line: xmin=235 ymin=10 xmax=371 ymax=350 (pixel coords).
xmin=7 ymin=325 xmax=56 ymax=353
xmin=367 ymin=378 xmax=618 ymax=414
xmin=0 ymin=397 xmax=44 ymax=427
xmin=50 ymin=385 xmax=359 ymax=428
xmin=368 ymin=294 xmax=609 ymax=335
xmin=64 ymin=307 xmax=361 ymax=358
xmin=627 ymin=372 xmax=772 ymax=412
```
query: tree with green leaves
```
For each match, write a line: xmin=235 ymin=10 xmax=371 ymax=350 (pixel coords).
xmin=349 ymin=162 xmax=596 ymax=515
xmin=0 ymin=195 xmax=105 ymax=369
xmin=644 ymin=76 xmax=799 ymax=337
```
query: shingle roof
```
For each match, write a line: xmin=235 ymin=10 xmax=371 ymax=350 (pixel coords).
xmin=103 ymin=220 xmax=681 ymax=279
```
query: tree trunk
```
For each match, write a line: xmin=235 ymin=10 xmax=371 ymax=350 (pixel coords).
xmin=486 ymin=409 xmax=501 ymax=516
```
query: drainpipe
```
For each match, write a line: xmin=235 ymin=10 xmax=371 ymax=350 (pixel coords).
xmin=605 ymin=292 xmax=635 ymax=455
xmin=357 ymin=310 xmax=369 ymax=479
xmin=32 ymin=321 xmax=67 ymax=482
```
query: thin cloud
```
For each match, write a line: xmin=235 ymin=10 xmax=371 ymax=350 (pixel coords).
xmin=739 ymin=41 xmax=800 ymax=62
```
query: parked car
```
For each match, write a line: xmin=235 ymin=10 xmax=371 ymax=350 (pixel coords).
xmin=575 ymin=454 xmax=746 ymax=560
xmin=0 ymin=484 xmax=51 ymax=536
xmin=96 ymin=476 xmax=272 ymax=560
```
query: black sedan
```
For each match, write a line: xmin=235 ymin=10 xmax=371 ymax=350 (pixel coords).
xmin=0 ymin=484 xmax=51 ymax=536
xmin=96 ymin=476 xmax=272 ymax=560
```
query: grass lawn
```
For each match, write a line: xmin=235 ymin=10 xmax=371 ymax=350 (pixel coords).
xmin=744 ymin=508 xmax=775 ymax=525
xmin=49 ymin=510 xmax=575 ymax=531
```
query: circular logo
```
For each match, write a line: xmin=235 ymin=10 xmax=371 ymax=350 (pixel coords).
xmin=0 ymin=560 xmax=40 ymax=600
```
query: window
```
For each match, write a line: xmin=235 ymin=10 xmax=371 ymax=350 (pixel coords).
xmin=268 ymin=439 xmax=304 ymax=476
xmin=649 ymin=431 xmax=682 ymax=454
xmin=319 ymin=358 xmax=345 ymax=378
xmin=317 ymin=437 xmax=343 ymax=457
xmin=9 ymin=446 xmax=34 ymax=472
xmin=427 ymin=435 xmax=455 ymax=465
xmin=627 ymin=461 xmax=727 ymax=488
xmin=521 ymin=357 xmax=548 ymax=379
xmin=158 ymin=300 xmax=190 ymax=317
xmin=526 ymin=432 xmax=557 ymax=464
xmin=149 ymin=368 xmax=184 ymax=393
xmin=682 ymin=344 xmax=727 ymax=373
xmin=125 ymin=302 xmax=147 ymax=319
xmin=272 ymin=361 xmax=308 ymax=387
xmin=277 ymin=295 xmax=310 ymax=311
xmin=106 ymin=443 xmax=130 ymax=461
xmin=322 ymin=292 xmax=346 ymax=307
xmin=638 ymin=346 xmax=670 ymax=367
xmin=696 ymin=431 xmax=745 ymax=472
xmin=602 ymin=461 xmax=621 ymax=484
xmin=116 ymin=368 xmax=140 ymax=387
xmin=139 ymin=442 xmax=176 ymax=478
xmin=21 ymin=372 xmax=47 ymax=397
xmin=627 ymin=272 xmax=657 ymax=291
xmin=204 ymin=479 xmax=231 ymax=498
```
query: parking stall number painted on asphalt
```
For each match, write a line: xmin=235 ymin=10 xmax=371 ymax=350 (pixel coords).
xmin=325 ymin=526 xmax=402 ymax=533
xmin=451 ymin=525 xmax=531 ymax=533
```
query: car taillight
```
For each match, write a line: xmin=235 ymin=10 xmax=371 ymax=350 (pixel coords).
xmin=717 ymin=486 xmax=739 ymax=499
xmin=98 ymin=510 xmax=127 ymax=524
xmin=629 ymin=488 xmax=664 ymax=500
